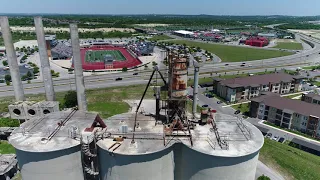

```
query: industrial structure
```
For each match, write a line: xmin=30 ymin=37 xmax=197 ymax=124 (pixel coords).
xmin=5 ymin=16 xmax=264 ymax=180
xmin=0 ymin=16 xmax=60 ymax=122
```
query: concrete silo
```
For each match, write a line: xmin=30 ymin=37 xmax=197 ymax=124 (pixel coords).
xmin=9 ymin=110 xmax=101 ymax=180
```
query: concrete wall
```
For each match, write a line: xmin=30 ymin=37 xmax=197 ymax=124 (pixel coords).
xmin=98 ymin=143 xmax=260 ymax=180
xmin=15 ymin=145 xmax=84 ymax=180
xmin=98 ymin=145 xmax=174 ymax=180
xmin=176 ymin=144 xmax=259 ymax=180
xmin=267 ymin=106 xmax=277 ymax=123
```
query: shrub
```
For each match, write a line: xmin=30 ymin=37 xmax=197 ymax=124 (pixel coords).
xmin=257 ymin=175 xmax=271 ymax=180
xmin=0 ymin=118 xmax=20 ymax=127
xmin=4 ymin=75 xmax=11 ymax=82
xmin=64 ymin=91 xmax=78 ymax=108
xmin=2 ymin=60 xmax=8 ymax=66
xmin=122 ymin=67 xmax=128 ymax=72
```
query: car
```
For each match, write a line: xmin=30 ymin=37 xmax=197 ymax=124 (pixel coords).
xmin=306 ymin=55 xmax=309 ymax=57
xmin=265 ymin=133 xmax=272 ymax=139
xmin=248 ymin=65 xmax=252 ymax=67
xmin=240 ymin=64 xmax=245 ymax=67
xmin=188 ymin=95 xmax=194 ymax=99
xmin=133 ymin=73 xmax=138 ymax=75
xmin=206 ymin=94 xmax=213 ymax=98
xmin=278 ymin=137 xmax=285 ymax=143
xmin=234 ymin=110 xmax=241 ymax=115
xmin=242 ymin=62 xmax=246 ymax=64
xmin=217 ymin=101 xmax=222 ymax=104
xmin=225 ymin=64 xmax=229 ymax=66
xmin=202 ymin=105 xmax=209 ymax=108
xmin=272 ymin=135 xmax=279 ymax=141
xmin=115 ymin=77 xmax=122 ymax=81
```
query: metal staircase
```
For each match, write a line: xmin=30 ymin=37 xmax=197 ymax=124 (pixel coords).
xmin=80 ymin=135 xmax=100 ymax=180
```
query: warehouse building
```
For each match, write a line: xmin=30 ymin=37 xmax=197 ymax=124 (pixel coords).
xmin=173 ymin=30 xmax=194 ymax=38
xmin=250 ymin=93 xmax=320 ymax=138
xmin=212 ymin=73 xmax=304 ymax=103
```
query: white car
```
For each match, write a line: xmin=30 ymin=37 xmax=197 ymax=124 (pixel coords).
xmin=272 ymin=136 xmax=279 ymax=141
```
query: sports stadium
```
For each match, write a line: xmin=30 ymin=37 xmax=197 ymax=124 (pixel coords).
xmin=79 ymin=45 xmax=142 ymax=70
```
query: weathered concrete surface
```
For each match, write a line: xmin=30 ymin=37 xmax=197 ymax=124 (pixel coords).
xmin=16 ymin=146 xmax=84 ymax=180
xmin=69 ymin=24 xmax=87 ymax=111
xmin=0 ymin=16 xmax=25 ymax=101
xmin=34 ymin=17 xmax=55 ymax=101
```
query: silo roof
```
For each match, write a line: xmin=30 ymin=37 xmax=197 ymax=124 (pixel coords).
xmin=96 ymin=100 xmax=264 ymax=157
xmin=9 ymin=110 xmax=99 ymax=152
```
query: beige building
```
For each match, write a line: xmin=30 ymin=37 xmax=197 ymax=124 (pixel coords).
xmin=213 ymin=73 xmax=304 ymax=103
xmin=250 ymin=94 xmax=320 ymax=138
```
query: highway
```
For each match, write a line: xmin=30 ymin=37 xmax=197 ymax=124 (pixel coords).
xmin=0 ymin=34 xmax=319 ymax=98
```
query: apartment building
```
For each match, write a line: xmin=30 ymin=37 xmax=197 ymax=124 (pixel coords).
xmin=250 ymin=94 xmax=320 ymax=138
xmin=301 ymin=93 xmax=320 ymax=105
xmin=213 ymin=72 xmax=304 ymax=103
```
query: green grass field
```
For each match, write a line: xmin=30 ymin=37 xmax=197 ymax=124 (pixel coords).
xmin=168 ymin=40 xmax=294 ymax=62
xmin=85 ymin=50 xmax=126 ymax=62
xmin=0 ymin=85 xmax=153 ymax=119
xmin=149 ymin=35 xmax=173 ymax=41
xmin=0 ymin=141 xmax=15 ymax=154
xmin=274 ymin=42 xmax=303 ymax=50
xmin=259 ymin=138 xmax=320 ymax=180
xmin=231 ymin=103 xmax=250 ymax=114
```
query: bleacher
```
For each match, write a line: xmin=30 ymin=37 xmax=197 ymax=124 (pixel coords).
xmin=51 ymin=42 xmax=73 ymax=59
xmin=128 ymin=42 xmax=154 ymax=56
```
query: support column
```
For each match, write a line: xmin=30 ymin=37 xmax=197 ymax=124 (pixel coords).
xmin=34 ymin=17 xmax=55 ymax=101
xmin=192 ymin=61 xmax=200 ymax=117
xmin=69 ymin=24 xmax=87 ymax=111
xmin=0 ymin=16 xmax=25 ymax=101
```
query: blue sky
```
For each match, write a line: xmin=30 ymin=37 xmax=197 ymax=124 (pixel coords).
xmin=0 ymin=0 xmax=319 ymax=16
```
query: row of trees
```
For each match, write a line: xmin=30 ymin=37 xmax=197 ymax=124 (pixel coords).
xmin=55 ymin=30 xmax=134 ymax=40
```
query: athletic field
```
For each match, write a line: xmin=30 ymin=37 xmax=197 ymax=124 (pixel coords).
xmin=85 ymin=50 xmax=126 ymax=62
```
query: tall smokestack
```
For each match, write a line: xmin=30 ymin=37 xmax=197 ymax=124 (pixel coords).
xmin=192 ymin=60 xmax=200 ymax=117
xmin=69 ymin=24 xmax=87 ymax=111
xmin=0 ymin=16 xmax=25 ymax=101
xmin=34 ymin=17 xmax=56 ymax=101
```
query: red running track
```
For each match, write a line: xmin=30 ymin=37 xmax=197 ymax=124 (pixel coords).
xmin=79 ymin=46 xmax=142 ymax=70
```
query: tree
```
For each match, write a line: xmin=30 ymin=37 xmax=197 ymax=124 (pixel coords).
xmin=64 ymin=91 xmax=78 ymax=108
xmin=21 ymin=75 xmax=28 ymax=81
xmin=34 ymin=46 xmax=39 ymax=52
xmin=5 ymin=81 xmax=10 ymax=86
xmin=257 ymin=175 xmax=271 ymax=180
xmin=4 ymin=74 xmax=11 ymax=82
xmin=152 ymin=61 xmax=158 ymax=66
xmin=0 ymin=53 xmax=3 ymax=57
xmin=15 ymin=47 xmax=20 ymax=51
xmin=33 ymin=67 xmax=39 ymax=74
xmin=68 ymin=68 xmax=74 ymax=74
xmin=2 ymin=60 xmax=8 ymax=66
xmin=122 ymin=67 xmax=128 ymax=72
xmin=27 ymin=71 xmax=32 ymax=78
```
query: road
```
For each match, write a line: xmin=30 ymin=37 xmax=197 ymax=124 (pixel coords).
xmin=0 ymin=32 xmax=319 ymax=97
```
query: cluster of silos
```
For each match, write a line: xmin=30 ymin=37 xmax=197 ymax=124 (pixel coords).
xmin=96 ymin=127 xmax=263 ymax=180
xmin=5 ymin=15 xmax=89 ymax=180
